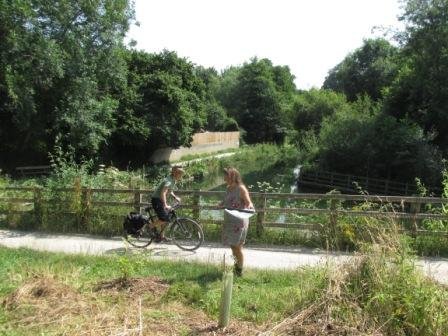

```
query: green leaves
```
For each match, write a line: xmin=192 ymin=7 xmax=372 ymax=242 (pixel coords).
xmin=0 ymin=0 xmax=134 ymax=168
xmin=384 ymin=0 xmax=448 ymax=149
xmin=228 ymin=58 xmax=296 ymax=144
xmin=323 ymin=38 xmax=399 ymax=101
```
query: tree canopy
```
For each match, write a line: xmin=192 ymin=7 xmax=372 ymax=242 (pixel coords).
xmin=384 ymin=0 xmax=448 ymax=150
xmin=1 ymin=0 xmax=448 ymax=190
xmin=0 ymin=0 xmax=134 ymax=168
xmin=323 ymin=38 xmax=399 ymax=101
xmin=220 ymin=58 xmax=296 ymax=144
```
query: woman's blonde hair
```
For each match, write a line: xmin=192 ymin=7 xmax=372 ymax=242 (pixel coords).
xmin=224 ymin=167 xmax=242 ymax=185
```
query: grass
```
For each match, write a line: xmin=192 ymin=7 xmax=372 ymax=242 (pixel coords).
xmin=1 ymin=218 xmax=448 ymax=336
xmin=0 ymin=246 xmax=327 ymax=335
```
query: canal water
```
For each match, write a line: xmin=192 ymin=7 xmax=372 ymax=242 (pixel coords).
xmin=183 ymin=164 xmax=309 ymax=222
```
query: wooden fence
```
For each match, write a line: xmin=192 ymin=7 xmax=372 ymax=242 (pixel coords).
xmin=1 ymin=187 xmax=447 ymax=238
xmin=298 ymin=170 xmax=423 ymax=196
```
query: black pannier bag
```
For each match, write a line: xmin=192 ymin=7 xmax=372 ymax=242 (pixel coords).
xmin=123 ymin=212 xmax=148 ymax=235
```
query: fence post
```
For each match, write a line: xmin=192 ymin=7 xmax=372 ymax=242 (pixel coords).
xmin=33 ymin=187 xmax=44 ymax=228
xmin=81 ymin=188 xmax=91 ymax=229
xmin=329 ymin=191 xmax=341 ymax=249
xmin=134 ymin=190 xmax=141 ymax=213
xmin=193 ymin=192 xmax=201 ymax=221
xmin=410 ymin=200 xmax=421 ymax=238
xmin=256 ymin=193 xmax=267 ymax=237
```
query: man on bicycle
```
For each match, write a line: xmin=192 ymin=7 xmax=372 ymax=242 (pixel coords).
xmin=150 ymin=165 xmax=184 ymax=242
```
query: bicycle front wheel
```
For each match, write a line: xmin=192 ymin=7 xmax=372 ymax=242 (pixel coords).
xmin=168 ymin=218 xmax=204 ymax=251
xmin=124 ymin=225 xmax=153 ymax=248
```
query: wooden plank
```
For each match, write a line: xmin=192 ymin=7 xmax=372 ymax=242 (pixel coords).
xmin=0 ymin=187 xmax=38 ymax=191
xmin=338 ymin=210 xmax=448 ymax=220
xmin=263 ymin=222 xmax=323 ymax=230
xmin=264 ymin=207 xmax=330 ymax=215
xmin=0 ymin=210 xmax=34 ymax=214
xmin=415 ymin=230 xmax=448 ymax=237
xmin=16 ymin=165 xmax=52 ymax=170
xmin=15 ymin=165 xmax=52 ymax=176
xmin=1 ymin=187 xmax=447 ymax=204
xmin=0 ymin=198 xmax=33 ymax=203
xmin=88 ymin=188 xmax=139 ymax=194
xmin=91 ymin=201 xmax=134 ymax=206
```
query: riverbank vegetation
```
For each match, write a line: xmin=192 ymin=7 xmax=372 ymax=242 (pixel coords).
xmin=1 ymin=149 xmax=447 ymax=257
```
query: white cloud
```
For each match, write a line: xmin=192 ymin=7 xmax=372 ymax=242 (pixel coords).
xmin=126 ymin=0 xmax=404 ymax=89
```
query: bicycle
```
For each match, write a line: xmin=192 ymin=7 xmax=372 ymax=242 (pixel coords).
xmin=123 ymin=202 xmax=204 ymax=251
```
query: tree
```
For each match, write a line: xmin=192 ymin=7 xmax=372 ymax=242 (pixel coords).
xmin=195 ymin=66 xmax=238 ymax=131
xmin=315 ymin=97 xmax=442 ymax=185
xmin=229 ymin=58 xmax=296 ymax=144
xmin=0 ymin=0 xmax=134 ymax=168
xmin=109 ymin=50 xmax=208 ymax=166
xmin=292 ymin=89 xmax=350 ymax=133
xmin=384 ymin=0 xmax=448 ymax=151
xmin=323 ymin=38 xmax=399 ymax=101
xmin=215 ymin=66 xmax=242 ymax=119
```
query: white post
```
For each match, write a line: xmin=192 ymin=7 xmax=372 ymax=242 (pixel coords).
xmin=218 ymin=270 xmax=234 ymax=327
xmin=218 ymin=254 xmax=234 ymax=328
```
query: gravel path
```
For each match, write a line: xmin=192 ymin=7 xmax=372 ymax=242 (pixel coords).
xmin=1 ymin=229 xmax=447 ymax=285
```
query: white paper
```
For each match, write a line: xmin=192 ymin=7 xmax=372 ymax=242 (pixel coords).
xmin=224 ymin=208 xmax=256 ymax=219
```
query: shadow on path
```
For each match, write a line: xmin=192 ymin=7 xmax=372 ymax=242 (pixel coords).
xmin=104 ymin=245 xmax=196 ymax=258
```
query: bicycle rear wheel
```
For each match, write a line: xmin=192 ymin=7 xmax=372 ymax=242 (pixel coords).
xmin=124 ymin=225 xmax=154 ymax=248
xmin=168 ymin=218 xmax=204 ymax=251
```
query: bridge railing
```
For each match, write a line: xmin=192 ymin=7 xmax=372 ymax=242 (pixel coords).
xmin=1 ymin=187 xmax=447 ymax=239
xmin=297 ymin=169 xmax=434 ymax=196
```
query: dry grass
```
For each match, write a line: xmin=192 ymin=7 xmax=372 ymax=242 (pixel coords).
xmin=93 ymin=276 xmax=170 ymax=296
xmin=2 ymin=273 xmax=262 ymax=335
xmin=259 ymin=257 xmax=383 ymax=336
xmin=259 ymin=220 xmax=448 ymax=336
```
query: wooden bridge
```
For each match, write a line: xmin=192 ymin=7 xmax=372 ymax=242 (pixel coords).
xmin=297 ymin=169 xmax=436 ymax=196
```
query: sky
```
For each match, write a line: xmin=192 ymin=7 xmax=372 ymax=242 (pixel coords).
xmin=126 ymin=0 xmax=404 ymax=90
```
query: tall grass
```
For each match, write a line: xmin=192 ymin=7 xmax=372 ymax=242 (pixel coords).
xmin=1 ymin=218 xmax=447 ymax=335
xmin=265 ymin=221 xmax=448 ymax=336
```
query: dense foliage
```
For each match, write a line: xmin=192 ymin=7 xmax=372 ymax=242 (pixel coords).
xmin=323 ymin=38 xmax=399 ymax=101
xmin=1 ymin=0 xmax=448 ymax=190
xmin=303 ymin=0 xmax=448 ymax=187
xmin=108 ymin=50 xmax=209 ymax=167
xmin=0 ymin=0 xmax=133 ymax=168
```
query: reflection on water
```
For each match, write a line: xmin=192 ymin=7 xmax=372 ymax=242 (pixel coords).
xmin=195 ymin=165 xmax=304 ymax=224
xmin=290 ymin=165 xmax=302 ymax=193
xmin=201 ymin=209 xmax=223 ymax=221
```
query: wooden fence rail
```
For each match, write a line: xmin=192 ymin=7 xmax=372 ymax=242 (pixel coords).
xmin=0 ymin=187 xmax=447 ymax=238
xmin=297 ymin=169 xmax=441 ymax=196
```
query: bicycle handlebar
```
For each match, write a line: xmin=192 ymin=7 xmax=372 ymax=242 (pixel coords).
xmin=144 ymin=201 xmax=181 ymax=213
xmin=171 ymin=201 xmax=181 ymax=210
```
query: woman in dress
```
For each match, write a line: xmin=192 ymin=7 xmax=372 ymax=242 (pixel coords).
xmin=220 ymin=167 xmax=254 ymax=276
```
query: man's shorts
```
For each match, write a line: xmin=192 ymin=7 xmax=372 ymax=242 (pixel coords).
xmin=151 ymin=198 xmax=170 ymax=221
